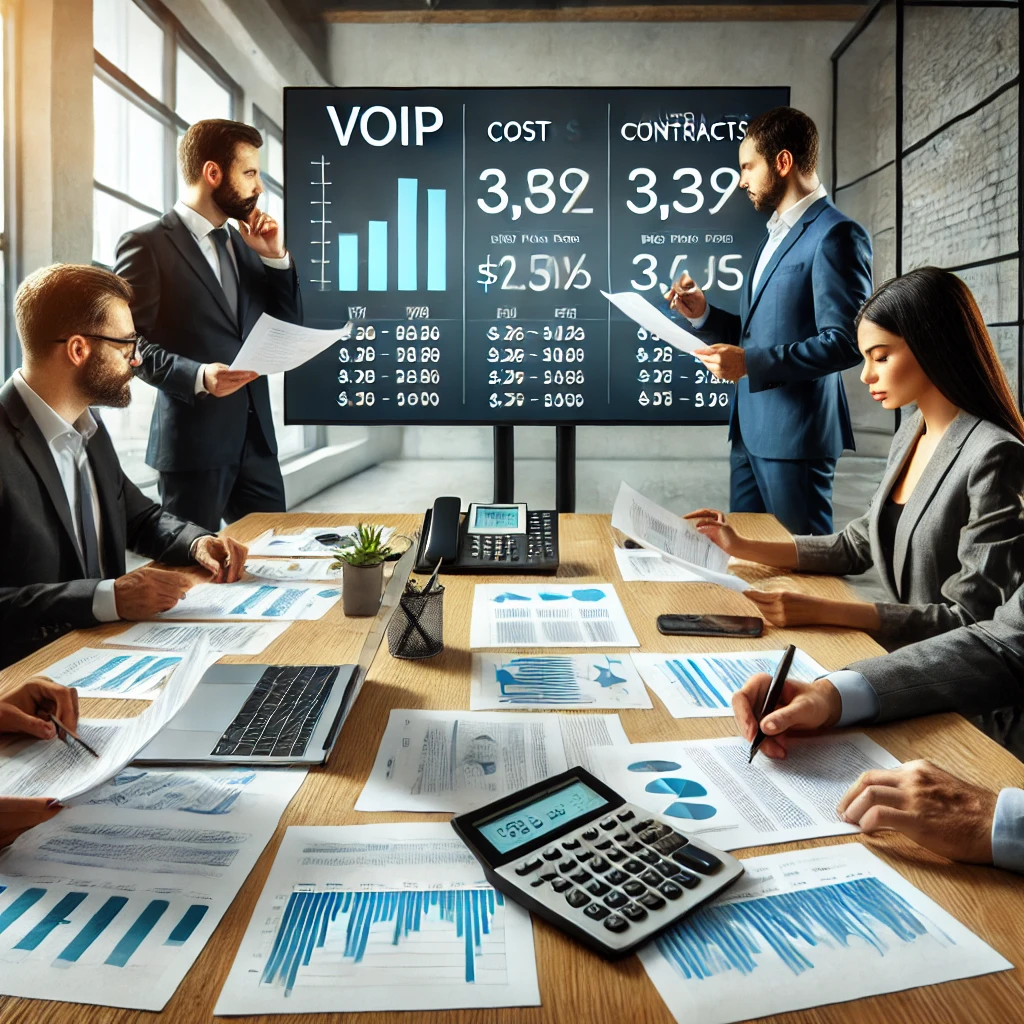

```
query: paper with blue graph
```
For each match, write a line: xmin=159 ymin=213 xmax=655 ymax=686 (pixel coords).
xmin=471 ymin=654 xmax=653 ymax=710
xmin=632 ymin=648 xmax=828 ymax=718
xmin=38 ymin=647 xmax=189 ymax=699
xmin=592 ymin=733 xmax=901 ymax=850
xmin=470 ymin=583 xmax=640 ymax=648
xmin=0 ymin=769 xmax=304 ymax=1010
xmin=639 ymin=844 xmax=1011 ymax=1024
xmin=213 ymin=823 xmax=540 ymax=1015
xmin=356 ymin=708 xmax=629 ymax=812
xmin=153 ymin=580 xmax=341 ymax=621
xmin=246 ymin=524 xmax=394 ymax=558
xmin=0 ymin=639 xmax=219 ymax=802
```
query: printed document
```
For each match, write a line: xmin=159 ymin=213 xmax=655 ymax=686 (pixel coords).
xmin=0 ymin=640 xmax=218 ymax=802
xmin=470 ymin=582 xmax=640 ymax=648
xmin=228 ymin=312 xmax=352 ymax=374
xmin=214 ymin=823 xmax=540 ymax=1016
xmin=104 ymin=620 xmax=290 ymax=655
xmin=602 ymin=290 xmax=703 ymax=354
xmin=154 ymin=580 xmax=341 ymax=621
xmin=0 ymin=772 xmax=303 ymax=1010
xmin=592 ymin=733 xmax=901 ymax=849
xmin=247 ymin=524 xmax=394 ymax=558
xmin=471 ymin=653 xmax=652 ymax=710
xmin=633 ymin=648 xmax=828 ymax=718
xmin=245 ymin=557 xmax=343 ymax=582
xmin=38 ymin=647 xmax=188 ymax=699
xmin=611 ymin=481 xmax=747 ymax=592
xmin=356 ymin=708 xmax=629 ymax=813
xmin=614 ymin=546 xmax=704 ymax=583
xmin=640 ymin=844 xmax=1011 ymax=1024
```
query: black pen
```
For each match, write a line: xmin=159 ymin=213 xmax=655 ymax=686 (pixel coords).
xmin=748 ymin=644 xmax=797 ymax=764
xmin=49 ymin=713 xmax=100 ymax=759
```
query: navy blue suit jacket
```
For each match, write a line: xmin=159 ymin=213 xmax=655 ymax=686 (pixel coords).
xmin=114 ymin=211 xmax=303 ymax=473
xmin=693 ymin=197 xmax=873 ymax=460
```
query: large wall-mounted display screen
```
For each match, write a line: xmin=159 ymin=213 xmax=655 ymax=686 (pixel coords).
xmin=284 ymin=86 xmax=789 ymax=425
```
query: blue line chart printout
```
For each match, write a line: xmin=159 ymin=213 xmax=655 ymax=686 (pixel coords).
xmin=153 ymin=581 xmax=341 ymax=622
xmin=0 ymin=780 xmax=303 ymax=1011
xmin=214 ymin=823 xmax=540 ymax=1016
xmin=638 ymin=844 xmax=1011 ymax=1024
xmin=471 ymin=653 xmax=653 ymax=710
xmin=631 ymin=648 xmax=827 ymax=718
xmin=37 ymin=647 xmax=188 ymax=700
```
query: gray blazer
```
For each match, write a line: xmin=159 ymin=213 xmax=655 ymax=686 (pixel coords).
xmin=792 ymin=410 xmax=1024 ymax=645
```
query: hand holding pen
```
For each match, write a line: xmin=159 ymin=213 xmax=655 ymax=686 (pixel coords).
xmin=0 ymin=676 xmax=79 ymax=742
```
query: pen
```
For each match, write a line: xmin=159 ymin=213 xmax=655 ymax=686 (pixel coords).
xmin=49 ymin=713 xmax=100 ymax=759
xmin=748 ymin=643 xmax=797 ymax=764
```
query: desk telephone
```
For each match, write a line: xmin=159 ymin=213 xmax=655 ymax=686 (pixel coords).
xmin=414 ymin=497 xmax=559 ymax=574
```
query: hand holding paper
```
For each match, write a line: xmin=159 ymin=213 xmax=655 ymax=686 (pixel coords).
xmin=229 ymin=313 xmax=353 ymax=374
xmin=602 ymin=290 xmax=704 ymax=355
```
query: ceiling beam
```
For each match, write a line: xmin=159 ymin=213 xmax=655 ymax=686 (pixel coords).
xmin=322 ymin=4 xmax=866 ymax=23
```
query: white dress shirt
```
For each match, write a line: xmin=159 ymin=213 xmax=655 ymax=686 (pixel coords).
xmin=172 ymin=200 xmax=292 ymax=394
xmin=11 ymin=370 xmax=118 ymax=622
xmin=688 ymin=182 xmax=828 ymax=330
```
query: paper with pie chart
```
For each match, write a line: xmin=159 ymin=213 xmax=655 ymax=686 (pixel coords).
xmin=591 ymin=733 xmax=901 ymax=850
xmin=469 ymin=583 xmax=640 ymax=648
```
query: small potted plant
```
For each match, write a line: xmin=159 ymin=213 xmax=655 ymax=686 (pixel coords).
xmin=331 ymin=524 xmax=393 ymax=616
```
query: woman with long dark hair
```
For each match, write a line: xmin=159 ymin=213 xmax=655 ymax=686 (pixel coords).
xmin=689 ymin=267 xmax=1024 ymax=646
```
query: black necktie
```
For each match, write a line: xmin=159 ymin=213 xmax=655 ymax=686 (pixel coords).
xmin=76 ymin=451 xmax=102 ymax=578
xmin=211 ymin=227 xmax=239 ymax=324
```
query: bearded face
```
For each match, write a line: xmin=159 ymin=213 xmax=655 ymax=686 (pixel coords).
xmin=81 ymin=346 xmax=134 ymax=408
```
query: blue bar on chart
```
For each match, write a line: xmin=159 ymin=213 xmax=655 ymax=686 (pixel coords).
xmin=105 ymin=899 xmax=169 ymax=967
xmin=165 ymin=904 xmax=210 ymax=946
xmin=14 ymin=892 xmax=88 ymax=950
xmin=367 ymin=221 xmax=388 ymax=291
xmin=397 ymin=177 xmax=418 ymax=291
xmin=56 ymin=896 xmax=129 ymax=963
xmin=337 ymin=233 xmax=358 ymax=292
xmin=0 ymin=888 xmax=47 ymax=934
xmin=427 ymin=189 xmax=446 ymax=291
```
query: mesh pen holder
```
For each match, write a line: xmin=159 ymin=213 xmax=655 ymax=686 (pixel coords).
xmin=387 ymin=584 xmax=445 ymax=659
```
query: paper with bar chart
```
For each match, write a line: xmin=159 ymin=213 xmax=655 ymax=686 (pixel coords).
xmin=639 ymin=844 xmax=1011 ymax=1024
xmin=592 ymin=734 xmax=901 ymax=850
xmin=38 ymin=647 xmax=189 ymax=700
xmin=471 ymin=654 xmax=652 ymax=710
xmin=0 ymin=793 xmax=300 ymax=1010
xmin=153 ymin=580 xmax=341 ymax=621
xmin=632 ymin=648 xmax=828 ymax=718
xmin=469 ymin=583 xmax=640 ymax=648
xmin=356 ymin=708 xmax=629 ymax=812
xmin=214 ymin=823 xmax=539 ymax=1015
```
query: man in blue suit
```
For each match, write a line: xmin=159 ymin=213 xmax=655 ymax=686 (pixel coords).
xmin=669 ymin=107 xmax=873 ymax=535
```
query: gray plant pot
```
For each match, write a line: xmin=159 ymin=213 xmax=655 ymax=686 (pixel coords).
xmin=342 ymin=561 xmax=384 ymax=616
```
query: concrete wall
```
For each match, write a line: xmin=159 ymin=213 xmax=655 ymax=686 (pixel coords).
xmin=328 ymin=19 xmax=853 ymax=461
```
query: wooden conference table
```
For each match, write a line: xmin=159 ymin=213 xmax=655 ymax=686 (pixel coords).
xmin=2 ymin=511 xmax=1024 ymax=1024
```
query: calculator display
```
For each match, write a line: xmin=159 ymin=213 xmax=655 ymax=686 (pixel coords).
xmin=476 ymin=780 xmax=608 ymax=854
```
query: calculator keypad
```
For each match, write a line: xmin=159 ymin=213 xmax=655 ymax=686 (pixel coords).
xmin=500 ymin=801 xmax=734 ymax=950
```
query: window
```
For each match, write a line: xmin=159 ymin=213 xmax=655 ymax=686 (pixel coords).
xmin=92 ymin=0 xmax=240 ymax=484
xmin=253 ymin=106 xmax=313 ymax=460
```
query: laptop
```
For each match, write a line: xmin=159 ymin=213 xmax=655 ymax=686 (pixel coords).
xmin=136 ymin=662 xmax=357 ymax=766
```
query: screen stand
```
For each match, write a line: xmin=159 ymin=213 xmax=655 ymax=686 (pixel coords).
xmin=556 ymin=425 xmax=576 ymax=513
xmin=493 ymin=425 xmax=515 ymax=503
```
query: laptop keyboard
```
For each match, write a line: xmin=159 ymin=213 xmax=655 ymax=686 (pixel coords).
xmin=211 ymin=665 xmax=339 ymax=758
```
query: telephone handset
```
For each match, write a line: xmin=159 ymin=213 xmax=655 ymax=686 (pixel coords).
xmin=414 ymin=497 xmax=559 ymax=574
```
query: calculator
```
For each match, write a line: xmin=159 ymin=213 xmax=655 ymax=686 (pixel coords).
xmin=451 ymin=766 xmax=744 ymax=959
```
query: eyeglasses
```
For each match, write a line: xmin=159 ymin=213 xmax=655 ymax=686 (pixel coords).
xmin=53 ymin=333 xmax=144 ymax=359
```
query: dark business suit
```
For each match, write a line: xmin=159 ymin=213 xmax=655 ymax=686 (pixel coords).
xmin=114 ymin=209 xmax=302 ymax=530
xmin=0 ymin=379 xmax=210 ymax=668
xmin=690 ymin=197 xmax=873 ymax=535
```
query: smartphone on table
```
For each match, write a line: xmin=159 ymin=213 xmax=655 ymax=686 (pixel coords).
xmin=656 ymin=613 xmax=763 ymax=638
